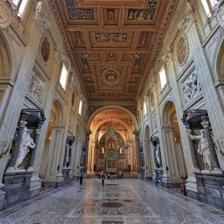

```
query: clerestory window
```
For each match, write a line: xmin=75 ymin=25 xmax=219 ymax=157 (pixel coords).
xmin=200 ymin=0 xmax=217 ymax=16
xmin=12 ymin=0 xmax=29 ymax=17
xmin=59 ymin=64 xmax=69 ymax=91
xmin=159 ymin=66 xmax=167 ymax=90
xmin=78 ymin=100 xmax=83 ymax=115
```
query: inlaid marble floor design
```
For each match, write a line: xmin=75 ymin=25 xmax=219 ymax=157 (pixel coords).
xmin=0 ymin=179 xmax=224 ymax=224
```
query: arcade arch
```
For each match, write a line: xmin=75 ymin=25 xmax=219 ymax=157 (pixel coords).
xmin=215 ymin=39 xmax=224 ymax=110
xmin=161 ymin=101 xmax=187 ymax=186
xmin=40 ymin=100 xmax=65 ymax=184
xmin=87 ymin=108 xmax=139 ymax=176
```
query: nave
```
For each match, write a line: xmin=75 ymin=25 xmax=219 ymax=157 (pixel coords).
xmin=0 ymin=179 xmax=224 ymax=224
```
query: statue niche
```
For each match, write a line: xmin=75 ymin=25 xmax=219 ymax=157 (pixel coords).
xmin=151 ymin=136 xmax=163 ymax=185
xmin=14 ymin=125 xmax=36 ymax=169
xmin=6 ymin=109 xmax=45 ymax=172
xmin=62 ymin=136 xmax=75 ymax=183
xmin=182 ymin=109 xmax=220 ymax=172
xmin=3 ymin=109 xmax=45 ymax=207
xmin=182 ymin=109 xmax=224 ymax=211
xmin=151 ymin=136 xmax=162 ymax=169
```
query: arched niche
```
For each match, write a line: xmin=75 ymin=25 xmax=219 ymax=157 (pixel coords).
xmin=0 ymin=31 xmax=11 ymax=78
xmin=40 ymin=100 xmax=64 ymax=180
xmin=87 ymin=108 xmax=138 ymax=175
xmin=87 ymin=105 xmax=139 ymax=131
xmin=161 ymin=101 xmax=187 ymax=186
xmin=215 ymin=39 xmax=224 ymax=109
xmin=0 ymin=31 xmax=14 ymax=120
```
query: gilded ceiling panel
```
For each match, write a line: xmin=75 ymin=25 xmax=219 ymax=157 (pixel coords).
xmin=50 ymin=0 xmax=178 ymax=114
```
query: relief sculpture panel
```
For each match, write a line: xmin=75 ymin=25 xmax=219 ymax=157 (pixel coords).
xmin=127 ymin=0 xmax=158 ymax=21
xmin=95 ymin=33 xmax=128 ymax=43
xmin=182 ymin=70 xmax=201 ymax=105
xmin=28 ymin=71 xmax=46 ymax=105
xmin=65 ymin=0 xmax=95 ymax=20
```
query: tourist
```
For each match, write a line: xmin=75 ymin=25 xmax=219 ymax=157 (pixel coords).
xmin=101 ymin=171 xmax=105 ymax=186
xmin=79 ymin=167 xmax=84 ymax=185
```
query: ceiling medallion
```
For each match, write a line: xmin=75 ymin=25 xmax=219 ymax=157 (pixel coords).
xmin=103 ymin=68 xmax=120 ymax=84
xmin=176 ymin=35 xmax=189 ymax=66
xmin=41 ymin=37 xmax=50 ymax=62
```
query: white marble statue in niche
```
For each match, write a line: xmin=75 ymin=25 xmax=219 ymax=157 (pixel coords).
xmin=28 ymin=72 xmax=45 ymax=104
xmin=155 ymin=145 xmax=161 ymax=168
xmin=14 ymin=127 xmax=36 ymax=169
xmin=187 ymin=129 xmax=213 ymax=171
xmin=182 ymin=71 xmax=201 ymax=104
xmin=64 ymin=143 xmax=70 ymax=168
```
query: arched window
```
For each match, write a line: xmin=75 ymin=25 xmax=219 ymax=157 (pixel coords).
xmin=143 ymin=101 xmax=147 ymax=116
xmin=59 ymin=64 xmax=69 ymax=90
xmin=12 ymin=0 xmax=29 ymax=17
xmin=78 ymin=99 xmax=83 ymax=115
xmin=159 ymin=66 xmax=167 ymax=90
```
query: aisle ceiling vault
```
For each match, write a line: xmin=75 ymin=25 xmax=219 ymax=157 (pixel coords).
xmin=49 ymin=0 xmax=178 ymax=115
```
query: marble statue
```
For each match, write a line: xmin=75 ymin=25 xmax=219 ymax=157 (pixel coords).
xmin=29 ymin=72 xmax=45 ymax=104
xmin=155 ymin=145 xmax=161 ymax=168
xmin=182 ymin=72 xmax=201 ymax=104
xmin=0 ymin=139 xmax=12 ymax=159
xmin=34 ymin=1 xmax=51 ymax=32
xmin=80 ymin=150 xmax=86 ymax=166
xmin=64 ymin=143 xmax=70 ymax=167
xmin=14 ymin=127 xmax=36 ymax=169
xmin=187 ymin=129 xmax=213 ymax=171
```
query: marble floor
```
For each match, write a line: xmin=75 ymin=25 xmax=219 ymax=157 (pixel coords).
xmin=0 ymin=179 xmax=224 ymax=224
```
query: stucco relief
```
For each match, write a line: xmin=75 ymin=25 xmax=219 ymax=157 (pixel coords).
xmin=182 ymin=71 xmax=201 ymax=104
xmin=215 ymin=1 xmax=224 ymax=29
xmin=34 ymin=1 xmax=51 ymax=32
xmin=176 ymin=35 xmax=189 ymax=66
xmin=95 ymin=33 xmax=128 ymax=43
xmin=65 ymin=0 xmax=95 ymax=20
xmin=127 ymin=0 xmax=158 ymax=21
xmin=0 ymin=3 xmax=11 ymax=28
xmin=151 ymin=113 xmax=158 ymax=132
xmin=28 ymin=71 xmax=46 ymax=105
xmin=102 ymin=68 xmax=120 ymax=85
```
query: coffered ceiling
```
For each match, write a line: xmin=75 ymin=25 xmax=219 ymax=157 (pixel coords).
xmin=49 ymin=0 xmax=178 ymax=115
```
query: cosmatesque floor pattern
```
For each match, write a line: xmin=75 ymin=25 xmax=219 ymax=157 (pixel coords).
xmin=0 ymin=179 xmax=224 ymax=224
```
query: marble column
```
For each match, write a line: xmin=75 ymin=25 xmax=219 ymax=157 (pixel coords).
xmin=161 ymin=47 xmax=199 ymax=191
xmin=42 ymin=127 xmax=65 ymax=186
xmin=134 ymin=130 xmax=140 ymax=174
xmin=29 ymin=56 xmax=60 ymax=195
xmin=183 ymin=4 xmax=224 ymax=170
xmin=143 ymin=139 xmax=153 ymax=178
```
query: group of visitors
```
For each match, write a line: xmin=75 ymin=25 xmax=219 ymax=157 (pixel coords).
xmin=78 ymin=167 xmax=125 ymax=186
